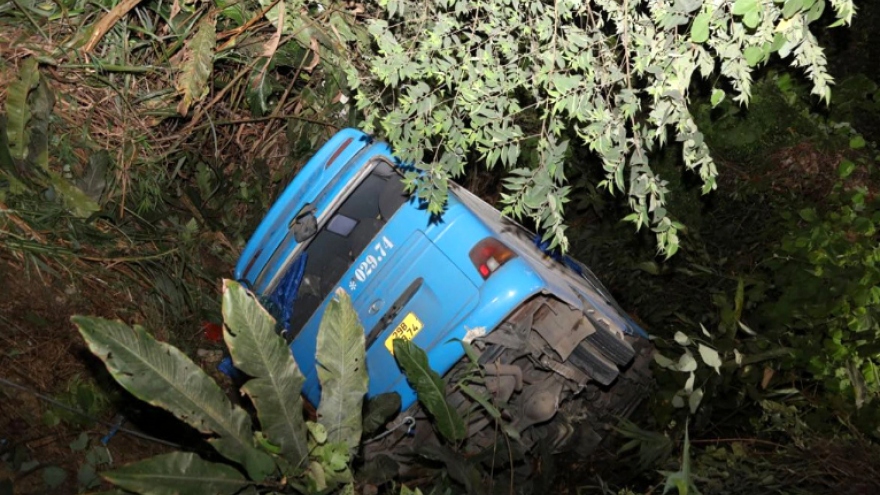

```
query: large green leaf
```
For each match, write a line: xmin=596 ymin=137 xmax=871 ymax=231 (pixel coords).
xmin=103 ymin=452 xmax=251 ymax=495
xmin=315 ymin=290 xmax=368 ymax=451
xmin=362 ymin=392 xmax=401 ymax=436
xmin=71 ymin=316 xmax=264 ymax=471
xmin=4 ymin=58 xmax=40 ymax=162
xmin=23 ymin=78 xmax=54 ymax=173
xmin=0 ymin=116 xmax=16 ymax=174
xmin=176 ymin=14 xmax=216 ymax=116
xmin=75 ymin=150 xmax=110 ymax=203
xmin=393 ymin=339 xmax=465 ymax=442
xmin=222 ymin=280 xmax=309 ymax=465
xmin=247 ymin=64 xmax=272 ymax=117
xmin=48 ymin=171 xmax=101 ymax=218
xmin=690 ymin=12 xmax=711 ymax=43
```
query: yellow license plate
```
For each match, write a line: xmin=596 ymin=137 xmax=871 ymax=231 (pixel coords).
xmin=385 ymin=312 xmax=424 ymax=354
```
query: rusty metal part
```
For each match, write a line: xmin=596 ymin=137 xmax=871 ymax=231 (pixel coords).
xmin=513 ymin=376 xmax=564 ymax=431
xmin=483 ymin=362 xmax=524 ymax=391
xmin=539 ymin=354 xmax=589 ymax=386
xmin=485 ymin=375 xmax=518 ymax=404
xmin=482 ymin=297 xmax=542 ymax=352
xmin=532 ymin=299 xmax=595 ymax=361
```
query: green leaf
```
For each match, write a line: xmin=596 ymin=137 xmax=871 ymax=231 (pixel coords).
xmin=690 ymin=12 xmax=711 ymax=43
xmin=307 ymin=461 xmax=327 ymax=492
xmin=24 ymin=79 xmax=53 ymax=172
xmin=458 ymin=380 xmax=498 ymax=419
xmin=783 ymin=0 xmax=803 ymax=18
xmin=737 ymin=320 xmax=758 ymax=336
xmin=743 ymin=9 xmax=762 ymax=28
xmin=77 ymin=463 xmax=100 ymax=489
xmin=70 ymin=432 xmax=89 ymax=452
xmin=710 ymin=89 xmax=725 ymax=107
xmin=672 ymin=394 xmax=686 ymax=408
xmin=254 ymin=431 xmax=282 ymax=455
xmin=674 ymin=331 xmax=691 ymax=346
xmin=176 ymin=14 xmax=217 ymax=116
xmin=307 ymin=421 xmax=328 ymax=444
xmin=744 ymin=46 xmax=764 ymax=66
xmin=678 ymin=351 xmax=698 ymax=372
xmin=698 ymin=344 xmax=722 ymax=374
xmin=247 ymin=63 xmax=272 ymax=117
xmin=849 ymin=135 xmax=866 ymax=149
xmin=806 ymin=0 xmax=825 ymax=23
xmin=71 ymin=316 xmax=265 ymax=471
xmin=689 ymin=388 xmax=704 ymax=414
xmin=660 ymin=426 xmax=700 ymax=494
xmin=654 ymin=352 xmax=677 ymax=370
xmin=48 ymin=171 xmax=101 ymax=218
xmin=315 ymin=290 xmax=368 ymax=451
xmin=315 ymin=441 xmax=350 ymax=472
xmin=798 ymin=208 xmax=818 ymax=222
xmin=732 ymin=0 xmax=758 ymax=16
xmin=637 ymin=261 xmax=661 ymax=275
xmin=103 ymin=452 xmax=251 ymax=495
xmin=42 ymin=466 xmax=67 ymax=488
xmin=838 ymin=159 xmax=856 ymax=178
xmin=75 ymin=150 xmax=110 ymax=203
xmin=86 ymin=446 xmax=112 ymax=467
xmin=684 ymin=372 xmax=695 ymax=393
xmin=416 ymin=442 xmax=483 ymax=492
xmin=362 ymin=393 xmax=402 ymax=436
xmin=5 ymin=58 xmax=40 ymax=162
xmin=0 ymin=116 xmax=17 ymax=175
xmin=393 ymin=339 xmax=466 ymax=441
xmin=222 ymin=280 xmax=309 ymax=465
xmin=734 ymin=277 xmax=745 ymax=322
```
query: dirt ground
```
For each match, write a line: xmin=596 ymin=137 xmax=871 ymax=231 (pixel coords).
xmin=0 ymin=251 xmax=227 ymax=494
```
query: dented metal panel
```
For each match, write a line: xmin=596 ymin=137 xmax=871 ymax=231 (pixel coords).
xmin=531 ymin=299 xmax=594 ymax=361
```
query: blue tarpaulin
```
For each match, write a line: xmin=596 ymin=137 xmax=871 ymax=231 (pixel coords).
xmin=219 ymin=253 xmax=308 ymax=380
xmin=264 ymin=252 xmax=308 ymax=337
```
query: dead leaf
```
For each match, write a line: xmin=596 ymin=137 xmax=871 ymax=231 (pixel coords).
xmin=84 ymin=0 xmax=146 ymax=53
xmin=761 ymin=367 xmax=774 ymax=390
xmin=305 ymin=37 xmax=321 ymax=72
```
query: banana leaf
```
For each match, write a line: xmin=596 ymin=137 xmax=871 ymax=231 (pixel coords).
xmin=72 ymin=316 xmax=271 ymax=478
xmin=103 ymin=451 xmax=251 ymax=495
xmin=222 ymin=280 xmax=309 ymax=466
xmin=315 ymin=290 xmax=368 ymax=451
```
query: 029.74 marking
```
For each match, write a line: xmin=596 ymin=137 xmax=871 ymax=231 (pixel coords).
xmin=348 ymin=235 xmax=395 ymax=291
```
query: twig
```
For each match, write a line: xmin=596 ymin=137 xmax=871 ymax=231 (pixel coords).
xmin=690 ymin=438 xmax=786 ymax=449
xmin=181 ymin=60 xmax=259 ymax=135
xmin=0 ymin=201 xmax=47 ymax=244
xmin=77 ymin=248 xmax=180 ymax=264
xmin=216 ymin=0 xmax=284 ymax=51
xmin=83 ymin=0 xmax=146 ymax=53
xmin=9 ymin=0 xmax=48 ymax=39
xmin=189 ymin=114 xmax=339 ymax=133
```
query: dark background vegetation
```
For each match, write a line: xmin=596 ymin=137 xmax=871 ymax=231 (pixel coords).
xmin=1 ymin=1 xmax=880 ymax=493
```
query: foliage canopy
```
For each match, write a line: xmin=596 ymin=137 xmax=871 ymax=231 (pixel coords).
xmin=348 ymin=0 xmax=855 ymax=253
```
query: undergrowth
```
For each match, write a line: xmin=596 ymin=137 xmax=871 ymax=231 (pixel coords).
xmin=562 ymin=66 xmax=880 ymax=493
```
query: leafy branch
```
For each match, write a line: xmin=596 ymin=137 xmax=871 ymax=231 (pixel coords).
xmin=356 ymin=0 xmax=856 ymax=255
